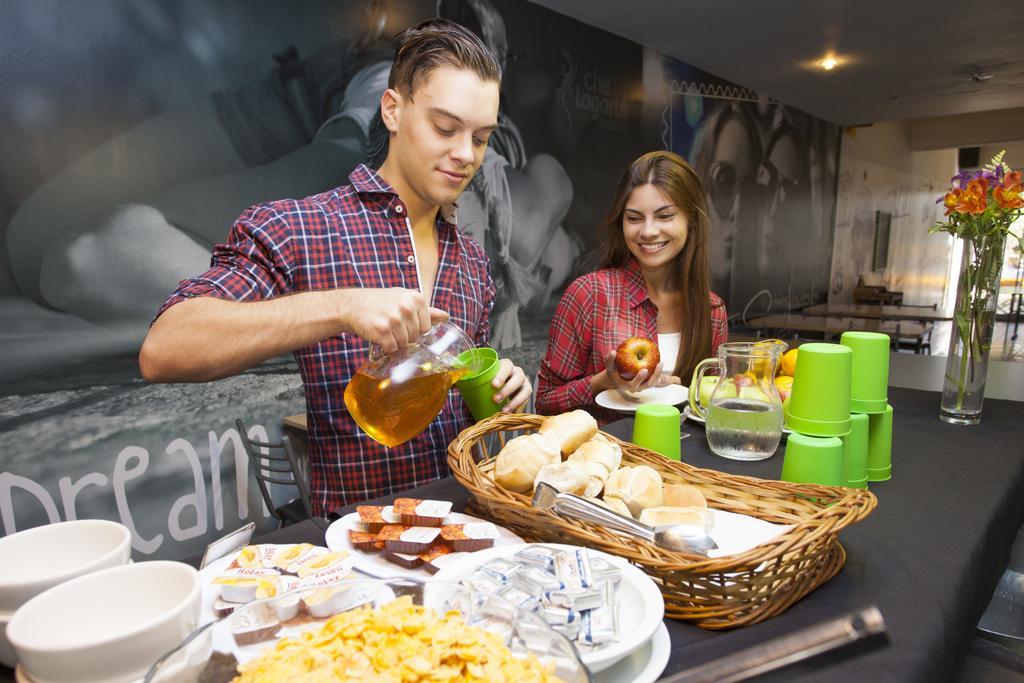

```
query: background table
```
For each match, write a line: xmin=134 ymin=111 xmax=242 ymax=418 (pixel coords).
xmin=745 ymin=314 xmax=933 ymax=351
xmin=244 ymin=386 xmax=1024 ymax=682
xmin=803 ymin=303 xmax=952 ymax=322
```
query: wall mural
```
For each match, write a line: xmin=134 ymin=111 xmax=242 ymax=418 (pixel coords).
xmin=650 ymin=55 xmax=842 ymax=321
xmin=0 ymin=0 xmax=651 ymax=558
xmin=0 ymin=0 xmax=840 ymax=558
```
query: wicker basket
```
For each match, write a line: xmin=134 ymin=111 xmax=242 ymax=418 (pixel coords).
xmin=447 ymin=413 xmax=877 ymax=629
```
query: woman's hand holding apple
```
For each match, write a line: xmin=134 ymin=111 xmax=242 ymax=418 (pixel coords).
xmin=590 ymin=337 xmax=680 ymax=398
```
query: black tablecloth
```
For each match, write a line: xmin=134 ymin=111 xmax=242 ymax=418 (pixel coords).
xmin=228 ymin=386 xmax=1024 ymax=681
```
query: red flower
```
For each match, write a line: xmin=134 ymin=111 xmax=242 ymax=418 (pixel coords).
xmin=994 ymin=170 xmax=1023 ymax=210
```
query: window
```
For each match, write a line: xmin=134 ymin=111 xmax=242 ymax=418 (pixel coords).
xmin=873 ymin=211 xmax=891 ymax=271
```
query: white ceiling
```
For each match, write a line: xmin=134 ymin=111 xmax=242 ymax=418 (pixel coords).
xmin=528 ymin=0 xmax=1024 ymax=127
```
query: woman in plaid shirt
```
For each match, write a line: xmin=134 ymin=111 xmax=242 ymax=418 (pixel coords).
xmin=536 ymin=151 xmax=728 ymax=422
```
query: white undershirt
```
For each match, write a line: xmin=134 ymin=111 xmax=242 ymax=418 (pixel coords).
xmin=658 ymin=333 xmax=681 ymax=374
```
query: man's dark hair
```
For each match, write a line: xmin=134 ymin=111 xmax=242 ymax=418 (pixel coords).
xmin=388 ymin=18 xmax=501 ymax=98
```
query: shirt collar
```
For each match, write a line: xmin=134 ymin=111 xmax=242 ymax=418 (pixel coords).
xmin=348 ymin=164 xmax=459 ymax=227
xmin=623 ymin=258 xmax=650 ymax=309
xmin=348 ymin=164 xmax=392 ymax=195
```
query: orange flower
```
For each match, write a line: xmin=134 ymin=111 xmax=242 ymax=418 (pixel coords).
xmin=954 ymin=177 xmax=988 ymax=215
xmin=943 ymin=189 xmax=961 ymax=216
xmin=994 ymin=170 xmax=1023 ymax=210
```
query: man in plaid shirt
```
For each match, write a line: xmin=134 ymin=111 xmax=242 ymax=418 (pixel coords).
xmin=140 ymin=20 xmax=532 ymax=515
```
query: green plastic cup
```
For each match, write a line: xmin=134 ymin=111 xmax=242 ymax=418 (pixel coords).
xmin=842 ymin=413 xmax=869 ymax=488
xmin=867 ymin=403 xmax=894 ymax=481
xmin=784 ymin=343 xmax=852 ymax=437
xmin=632 ymin=404 xmax=682 ymax=461
xmin=454 ymin=347 xmax=506 ymax=422
xmin=840 ymin=331 xmax=890 ymax=414
xmin=780 ymin=433 xmax=846 ymax=487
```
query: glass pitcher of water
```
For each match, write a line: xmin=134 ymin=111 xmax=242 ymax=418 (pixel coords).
xmin=687 ymin=340 xmax=788 ymax=461
xmin=343 ymin=321 xmax=483 ymax=448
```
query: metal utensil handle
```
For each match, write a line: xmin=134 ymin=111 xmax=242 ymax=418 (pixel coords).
xmin=657 ymin=606 xmax=886 ymax=683
xmin=555 ymin=495 xmax=651 ymax=535
xmin=552 ymin=494 xmax=655 ymax=540
xmin=199 ymin=521 xmax=255 ymax=569
xmin=555 ymin=500 xmax=636 ymax=531
xmin=144 ymin=619 xmax=219 ymax=682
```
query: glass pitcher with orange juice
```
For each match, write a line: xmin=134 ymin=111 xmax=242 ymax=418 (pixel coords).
xmin=343 ymin=321 xmax=484 ymax=447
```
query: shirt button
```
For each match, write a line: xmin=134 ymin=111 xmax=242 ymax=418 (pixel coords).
xmin=407 ymin=254 xmax=415 ymax=264
xmin=395 ymin=204 xmax=404 ymax=214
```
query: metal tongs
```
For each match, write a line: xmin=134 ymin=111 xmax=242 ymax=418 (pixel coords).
xmin=531 ymin=482 xmax=718 ymax=555
xmin=657 ymin=606 xmax=887 ymax=682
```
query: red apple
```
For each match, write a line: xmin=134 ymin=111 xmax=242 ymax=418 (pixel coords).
xmin=615 ymin=337 xmax=661 ymax=378
xmin=733 ymin=373 xmax=755 ymax=388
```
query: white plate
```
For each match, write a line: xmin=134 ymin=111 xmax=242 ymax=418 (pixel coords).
xmin=197 ymin=552 xmax=244 ymax=655
xmin=705 ymin=509 xmax=793 ymax=559
xmin=325 ymin=511 xmax=525 ymax=579
xmin=197 ymin=545 xmax=349 ymax=653
xmin=596 ymin=385 xmax=689 ymax=413
xmin=683 ymin=405 xmax=792 ymax=435
xmin=198 ymin=553 xmax=237 ymax=626
xmin=433 ymin=542 xmax=665 ymax=674
xmin=594 ymin=622 xmax=670 ymax=683
xmin=682 ymin=404 xmax=705 ymax=423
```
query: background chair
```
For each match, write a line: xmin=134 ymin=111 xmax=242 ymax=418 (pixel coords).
xmin=236 ymin=419 xmax=312 ymax=527
xmin=888 ymin=322 xmax=933 ymax=354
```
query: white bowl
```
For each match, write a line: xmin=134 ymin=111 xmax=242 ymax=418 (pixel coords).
xmin=0 ymin=613 xmax=14 ymax=670
xmin=0 ymin=520 xmax=132 ymax=668
xmin=15 ymin=627 xmax=211 ymax=683
xmin=7 ymin=561 xmax=201 ymax=683
xmin=0 ymin=520 xmax=132 ymax=615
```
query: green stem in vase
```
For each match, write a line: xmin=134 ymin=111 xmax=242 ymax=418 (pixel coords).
xmin=953 ymin=251 xmax=974 ymax=410
xmin=957 ymin=233 xmax=1003 ymax=407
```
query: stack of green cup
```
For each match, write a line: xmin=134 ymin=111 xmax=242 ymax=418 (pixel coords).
xmin=781 ymin=433 xmax=846 ymax=487
xmin=843 ymin=414 xmax=870 ymax=488
xmin=780 ymin=343 xmax=852 ymax=487
xmin=839 ymin=331 xmax=893 ymax=483
xmin=784 ymin=343 xmax=852 ymax=437
xmin=866 ymin=405 xmax=893 ymax=481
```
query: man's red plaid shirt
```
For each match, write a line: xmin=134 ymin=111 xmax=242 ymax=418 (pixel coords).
xmin=156 ymin=165 xmax=494 ymax=515
xmin=536 ymin=260 xmax=728 ymax=422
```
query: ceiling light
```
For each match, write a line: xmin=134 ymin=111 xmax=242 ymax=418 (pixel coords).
xmin=802 ymin=52 xmax=853 ymax=72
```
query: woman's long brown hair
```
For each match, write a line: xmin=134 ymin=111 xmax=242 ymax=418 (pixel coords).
xmin=600 ymin=150 xmax=716 ymax=380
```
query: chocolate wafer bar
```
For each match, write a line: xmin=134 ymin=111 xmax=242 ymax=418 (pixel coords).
xmin=440 ymin=522 xmax=499 ymax=552
xmin=419 ymin=543 xmax=455 ymax=574
xmin=383 ymin=550 xmax=424 ymax=569
xmin=375 ymin=524 xmax=409 ymax=543
xmin=348 ymin=530 xmax=381 ymax=552
xmin=381 ymin=525 xmax=441 ymax=554
xmin=356 ymin=505 xmax=401 ymax=533
xmin=393 ymin=498 xmax=453 ymax=526
xmin=229 ymin=602 xmax=280 ymax=646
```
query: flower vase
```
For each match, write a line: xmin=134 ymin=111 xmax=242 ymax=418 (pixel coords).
xmin=939 ymin=233 xmax=1005 ymax=425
